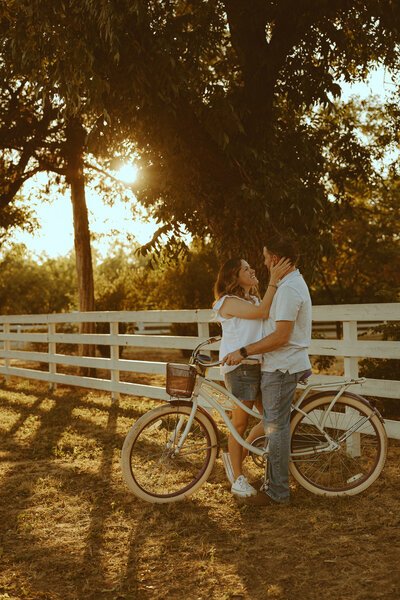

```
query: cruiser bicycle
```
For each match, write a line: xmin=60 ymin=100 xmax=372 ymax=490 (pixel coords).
xmin=121 ymin=336 xmax=388 ymax=503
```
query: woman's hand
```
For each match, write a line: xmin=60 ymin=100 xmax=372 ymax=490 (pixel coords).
xmin=269 ymin=257 xmax=292 ymax=285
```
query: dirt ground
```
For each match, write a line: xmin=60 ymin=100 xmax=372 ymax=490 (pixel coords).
xmin=0 ymin=370 xmax=399 ymax=600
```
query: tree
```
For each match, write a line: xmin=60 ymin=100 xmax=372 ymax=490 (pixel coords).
xmin=0 ymin=244 xmax=77 ymax=315
xmin=0 ymin=66 xmax=99 ymax=371
xmin=0 ymin=61 xmax=97 ymax=309
xmin=0 ymin=61 xmax=49 ymax=246
xmin=0 ymin=55 xmax=141 ymax=369
xmin=3 ymin=1 xmax=400 ymax=280
xmin=93 ymin=240 xmax=218 ymax=313
xmin=309 ymin=97 xmax=400 ymax=304
xmin=0 ymin=200 xmax=37 ymax=249
xmin=5 ymin=1 xmax=400 ymax=263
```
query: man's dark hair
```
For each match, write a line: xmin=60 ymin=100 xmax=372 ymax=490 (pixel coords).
xmin=264 ymin=234 xmax=299 ymax=264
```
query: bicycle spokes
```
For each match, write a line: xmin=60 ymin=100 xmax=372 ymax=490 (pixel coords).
xmin=290 ymin=395 xmax=386 ymax=494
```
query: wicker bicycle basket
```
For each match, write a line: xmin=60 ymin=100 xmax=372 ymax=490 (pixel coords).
xmin=166 ymin=363 xmax=197 ymax=398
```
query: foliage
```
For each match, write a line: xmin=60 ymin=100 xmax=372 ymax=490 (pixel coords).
xmin=0 ymin=52 xmax=142 ymax=318
xmin=0 ymin=200 xmax=37 ymax=248
xmin=359 ymin=322 xmax=400 ymax=418
xmin=0 ymin=244 xmax=77 ymax=314
xmin=4 ymin=0 xmax=400 ymax=270
xmin=360 ymin=321 xmax=400 ymax=381
xmin=0 ymin=60 xmax=44 ymax=240
xmin=143 ymin=243 xmax=219 ymax=311
xmin=309 ymin=97 xmax=400 ymax=303
xmin=94 ymin=241 xmax=219 ymax=313
xmin=92 ymin=241 xmax=220 ymax=354
xmin=0 ymin=241 xmax=220 ymax=316
xmin=93 ymin=244 xmax=150 ymax=312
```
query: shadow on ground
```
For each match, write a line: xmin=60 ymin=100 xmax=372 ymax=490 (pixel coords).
xmin=0 ymin=380 xmax=399 ymax=600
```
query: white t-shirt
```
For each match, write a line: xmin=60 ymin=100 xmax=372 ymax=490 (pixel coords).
xmin=213 ymin=295 xmax=264 ymax=375
xmin=261 ymin=270 xmax=312 ymax=374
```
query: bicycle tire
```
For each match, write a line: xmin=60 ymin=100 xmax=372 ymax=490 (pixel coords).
xmin=121 ymin=403 xmax=218 ymax=503
xmin=289 ymin=392 xmax=387 ymax=497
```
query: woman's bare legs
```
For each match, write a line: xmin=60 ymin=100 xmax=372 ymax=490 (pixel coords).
xmin=242 ymin=422 xmax=265 ymax=458
xmin=229 ymin=402 xmax=252 ymax=481
xmin=242 ymin=396 xmax=264 ymax=459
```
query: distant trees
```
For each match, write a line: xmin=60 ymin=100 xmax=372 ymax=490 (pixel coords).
xmin=0 ymin=245 xmax=77 ymax=315
xmin=0 ymin=241 xmax=218 ymax=316
xmin=94 ymin=242 xmax=218 ymax=312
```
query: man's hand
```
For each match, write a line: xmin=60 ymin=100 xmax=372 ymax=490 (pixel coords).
xmin=222 ymin=349 xmax=242 ymax=366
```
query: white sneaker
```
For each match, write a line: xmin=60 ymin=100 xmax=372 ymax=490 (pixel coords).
xmin=231 ymin=475 xmax=257 ymax=498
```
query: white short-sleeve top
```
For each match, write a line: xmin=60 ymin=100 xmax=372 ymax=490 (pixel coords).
xmin=213 ymin=295 xmax=264 ymax=375
xmin=261 ymin=270 xmax=312 ymax=374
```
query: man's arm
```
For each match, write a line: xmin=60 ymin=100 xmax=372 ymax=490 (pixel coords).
xmin=222 ymin=321 xmax=295 ymax=366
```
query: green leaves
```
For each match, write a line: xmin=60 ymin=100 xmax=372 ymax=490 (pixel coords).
xmin=3 ymin=0 xmax=400 ymax=275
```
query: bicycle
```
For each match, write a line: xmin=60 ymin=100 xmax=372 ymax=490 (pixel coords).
xmin=121 ymin=336 xmax=388 ymax=503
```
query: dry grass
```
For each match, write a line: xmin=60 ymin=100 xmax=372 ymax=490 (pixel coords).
xmin=0 ymin=369 xmax=399 ymax=600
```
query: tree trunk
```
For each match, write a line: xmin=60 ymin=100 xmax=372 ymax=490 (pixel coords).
xmin=65 ymin=118 xmax=96 ymax=376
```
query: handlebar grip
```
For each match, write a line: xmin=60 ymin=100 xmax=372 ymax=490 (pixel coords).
xmin=197 ymin=359 xmax=222 ymax=367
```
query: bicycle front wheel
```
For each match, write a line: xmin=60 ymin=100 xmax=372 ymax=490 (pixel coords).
xmin=290 ymin=392 xmax=387 ymax=497
xmin=121 ymin=403 xmax=218 ymax=503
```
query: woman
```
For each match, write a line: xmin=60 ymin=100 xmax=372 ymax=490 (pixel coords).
xmin=213 ymin=256 xmax=291 ymax=498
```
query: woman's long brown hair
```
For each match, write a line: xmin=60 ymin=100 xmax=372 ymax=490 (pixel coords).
xmin=213 ymin=257 xmax=259 ymax=305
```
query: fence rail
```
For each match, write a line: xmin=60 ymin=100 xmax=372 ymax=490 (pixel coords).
xmin=0 ymin=303 xmax=399 ymax=438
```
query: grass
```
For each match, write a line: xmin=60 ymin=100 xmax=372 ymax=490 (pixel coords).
xmin=0 ymin=373 xmax=399 ymax=600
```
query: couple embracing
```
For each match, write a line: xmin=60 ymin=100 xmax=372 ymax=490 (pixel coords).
xmin=213 ymin=234 xmax=312 ymax=505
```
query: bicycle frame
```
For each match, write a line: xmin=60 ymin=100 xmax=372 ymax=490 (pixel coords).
xmin=121 ymin=332 xmax=387 ymax=502
xmin=170 ymin=371 xmax=368 ymax=459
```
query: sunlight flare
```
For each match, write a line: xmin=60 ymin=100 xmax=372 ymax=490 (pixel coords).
xmin=118 ymin=163 xmax=138 ymax=184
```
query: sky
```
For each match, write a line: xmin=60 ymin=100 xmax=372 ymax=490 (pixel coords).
xmin=4 ymin=68 xmax=397 ymax=260
xmin=8 ymin=169 xmax=157 ymax=260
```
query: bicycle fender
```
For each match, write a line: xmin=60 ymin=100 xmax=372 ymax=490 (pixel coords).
xmin=167 ymin=400 xmax=221 ymax=456
xmin=296 ymin=390 xmax=385 ymax=425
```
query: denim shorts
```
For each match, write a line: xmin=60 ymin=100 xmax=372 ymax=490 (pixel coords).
xmin=224 ymin=363 xmax=261 ymax=404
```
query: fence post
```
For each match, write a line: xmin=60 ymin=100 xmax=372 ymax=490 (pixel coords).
xmin=48 ymin=323 xmax=57 ymax=391
xmin=4 ymin=323 xmax=10 ymax=383
xmin=197 ymin=322 xmax=210 ymax=352
xmin=343 ymin=321 xmax=359 ymax=379
xmin=17 ymin=324 xmax=22 ymax=349
xmin=343 ymin=320 xmax=360 ymax=456
xmin=110 ymin=322 xmax=120 ymax=403
xmin=196 ymin=321 xmax=214 ymax=413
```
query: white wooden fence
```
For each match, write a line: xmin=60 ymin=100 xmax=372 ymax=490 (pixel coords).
xmin=0 ymin=303 xmax=399 ymax=438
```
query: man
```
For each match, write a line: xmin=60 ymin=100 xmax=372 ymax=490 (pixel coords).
xmin=223 ymin=234 xmax=312 ymax=505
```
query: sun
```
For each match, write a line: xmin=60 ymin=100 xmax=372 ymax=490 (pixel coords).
xmin=117 ymin=163 xmax=138 ymax=184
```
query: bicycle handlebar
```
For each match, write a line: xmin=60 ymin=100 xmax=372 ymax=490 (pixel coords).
xmin=196 ymin=354 xmax=221 ymax=367
xmin=203 ymin=336 xmax=222 ymax=345
xmin=190 ymin=336 xmax=221 ymax=367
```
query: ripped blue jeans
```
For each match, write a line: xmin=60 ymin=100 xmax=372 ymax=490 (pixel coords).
xmin=261 ymin=370 xmax=307 ymax=503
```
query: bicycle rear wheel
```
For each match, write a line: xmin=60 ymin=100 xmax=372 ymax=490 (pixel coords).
xmin=290 ymin=392 xmax=387 ymax=497
xmin=121 ymin=403 xmax=218 ymax=503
